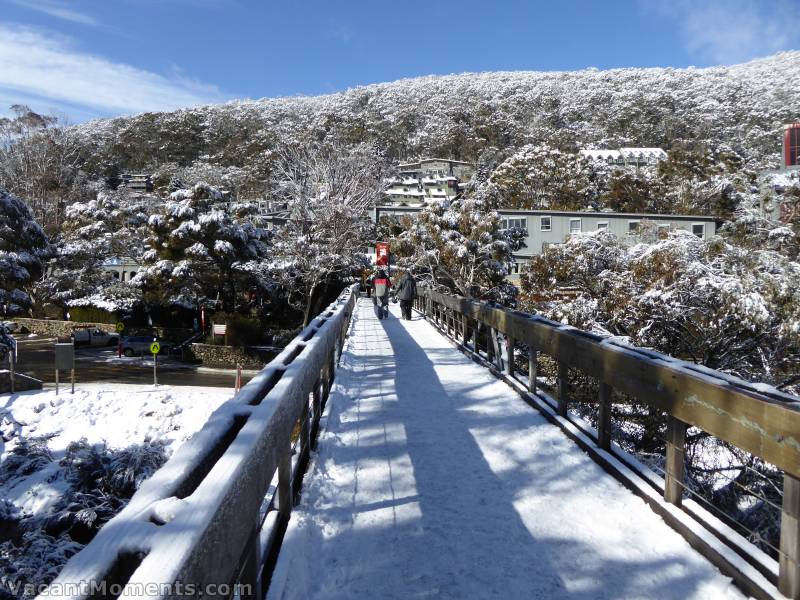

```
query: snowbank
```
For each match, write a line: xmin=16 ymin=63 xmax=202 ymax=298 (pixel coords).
xmin=0 ymin=384 xmax=232 ymax=598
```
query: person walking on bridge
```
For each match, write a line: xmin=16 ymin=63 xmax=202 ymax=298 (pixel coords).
xmin=372 ymin=269 xmax=391 ymax=319
xmin=395 ymin=270 xmax=417 ymax=320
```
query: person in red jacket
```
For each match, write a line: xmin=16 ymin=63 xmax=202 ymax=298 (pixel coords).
xmin=372 ymin=269 xmax=391 ymax=319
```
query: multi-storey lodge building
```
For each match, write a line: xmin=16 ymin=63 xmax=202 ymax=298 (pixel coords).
xmin=385 ymin=158 xmax=475 ymax=205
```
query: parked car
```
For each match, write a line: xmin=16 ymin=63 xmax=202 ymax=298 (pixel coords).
xmin=120 ymin=336 xmax=173 ymax=357
xmin=0 ymin=321 xmax=19 ymax=333
xmin=71 ymin=326 xmax=119 ymax=347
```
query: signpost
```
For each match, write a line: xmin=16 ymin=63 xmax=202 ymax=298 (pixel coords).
xmin=54 ymin=342 xmax=75 ymax=395
xmin=7 ymin=336 xmax=17 ymax=393
xmin=116 ymin=322 xmax=125 ymax=357
xmin=150 ymin=340 xmax=160 ymax=387
xmin=213 ymin=323 xmax=227 ymax=345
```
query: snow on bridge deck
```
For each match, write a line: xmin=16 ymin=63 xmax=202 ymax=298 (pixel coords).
xmin=268 ymin=299 xmax=745 ymax=600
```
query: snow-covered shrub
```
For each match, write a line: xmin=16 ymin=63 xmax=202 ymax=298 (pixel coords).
xmin=0 ymin=436 xmax=53 ymax=487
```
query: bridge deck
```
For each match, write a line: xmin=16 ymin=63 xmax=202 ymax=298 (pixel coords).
xmin=268 ymin=299 xmax=745 ymax=599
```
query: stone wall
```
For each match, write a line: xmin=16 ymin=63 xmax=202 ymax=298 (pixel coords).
xmin=11 ymin=318 xmax=193 ymax=342
xmin=189 ymin=344 xmax=275 ymax=369
xmin=11 ymin=318 xmax=107 ymax=338
xmin=0 ymin=371 xmax=43 ymax=394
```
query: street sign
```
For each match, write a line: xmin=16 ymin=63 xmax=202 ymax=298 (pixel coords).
xmin=54 ymin=342 xmax=75 ymax=395
xmin=150 ymin=341 xmax=161 ymax=355
xmin=115 ymin=322 xmax=125 ymax=333
xmin=213 ymin=324 xmax=227 ymax=336
xmin=54 ymin=343 xmax=75 ymax=369
xmin=376 ymin=242 xmax=389 ymax=266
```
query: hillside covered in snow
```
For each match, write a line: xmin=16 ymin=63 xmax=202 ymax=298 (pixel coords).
xmin=71 ymin=52 xmax=800 ymax=179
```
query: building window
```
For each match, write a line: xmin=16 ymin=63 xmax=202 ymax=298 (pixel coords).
xmin=540 ymin=216 xmax=552 ymax=231
xmin=112 ymin=272 xmax=120 ymax=279
xmin=569 ymin=218 xmax=582 ymax=234
xmin=657 ymin=223 xmax=671 ymax=237
xmin=596 ymin=222 xmax=608 ymax=230
xmin=501 ymin=217 xmax=528 ymax=233
xmin=692 ymin=223 xmax=705 ymax=237
xmin=628 ymin=220 xmax=640 ymax=234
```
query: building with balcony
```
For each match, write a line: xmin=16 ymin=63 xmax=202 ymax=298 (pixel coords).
xmin=580 ymin=148 xmax=667 ymax=167
xmin=385 ymin=158 xmax=475 ymax=206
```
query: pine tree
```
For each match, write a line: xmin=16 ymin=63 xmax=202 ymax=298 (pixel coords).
xmin=0 ymin=188 xmax=51 ymax=315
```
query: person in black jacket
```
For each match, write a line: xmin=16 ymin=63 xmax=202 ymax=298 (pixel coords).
xmin=395 ymin=271 xmax=417 ymax=320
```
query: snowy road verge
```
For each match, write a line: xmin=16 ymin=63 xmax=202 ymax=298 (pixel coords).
xmin=269 ymin=300 xmax=746 ymax=599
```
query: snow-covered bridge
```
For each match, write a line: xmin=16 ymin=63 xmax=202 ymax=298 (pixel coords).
xmin=41 ymin=286 xmax=800 ymax=600
xmin=268 ymin=299 xmax=744 ymax=599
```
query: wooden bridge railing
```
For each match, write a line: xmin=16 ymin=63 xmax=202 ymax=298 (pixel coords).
xmin=415 ymin=287 xmax=800 ymax=599
xmin=42 ymin=284 xmax=359 ymax=600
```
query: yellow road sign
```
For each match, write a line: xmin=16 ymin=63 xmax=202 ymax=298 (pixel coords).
xmin=115 ymin=322 xmax=125 ymax=333
xmin=150 ymin=341 xmax=161 ymax=355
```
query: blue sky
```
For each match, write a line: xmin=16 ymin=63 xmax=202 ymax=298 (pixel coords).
xmin=0 ymin=0 xmax=797 ymax=122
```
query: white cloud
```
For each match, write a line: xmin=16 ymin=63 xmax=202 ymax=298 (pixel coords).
xmin=647 ymin=0 xmax=798 ymax=65
xmin=0 ymin=24 xmax=228 ymax=119
xmin=8 ymin=0 xmax=99 ymax=27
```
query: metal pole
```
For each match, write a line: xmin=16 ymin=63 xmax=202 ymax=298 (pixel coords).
xmin=9 ymin=351 xmax=14 ymax=394
xmin=55 ymin=369 xmax=59 ymax=395
xmin=153 ymin=352 xmax=157 ymax=387
xmin=71 ymin=368 xmax=75 ymax=394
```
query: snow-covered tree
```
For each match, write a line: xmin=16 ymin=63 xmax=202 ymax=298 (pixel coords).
xmin=521 ymin=229 xmax=800 ymax=388
xmin=0 ymin=188 xmax=51 ymax=316
xmin=489 ymin=144 xmax=598 ymax=210
xmin=135 ymin=182 xmax=270 ymax=312
xmin=37 ymin=190 xmax=150 ymax=311
xmin=269 ymin=143 xmax=386 ymax=325
xmin=395 ymin=183 xmax=522 ymax=302
xmin=0 ymin=105 xmax=83 ymax=234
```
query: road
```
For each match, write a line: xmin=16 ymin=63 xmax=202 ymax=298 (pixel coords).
xmin=8 ymin=337 xmax=257 ymax=388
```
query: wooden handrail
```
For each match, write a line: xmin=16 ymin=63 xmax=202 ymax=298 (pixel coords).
xmin=417 ymin=286 xmax=800 ymax=599
xmin=41 ymin=284 xmax=359 ymax=600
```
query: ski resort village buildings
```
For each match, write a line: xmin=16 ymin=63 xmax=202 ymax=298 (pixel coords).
xmin=384 ymin=158 xmax=474 ymax=205
xmin=372 ymin=205 xmax=719 ymax=276
xmin=579 ymin=147 xmax=667 ymax=167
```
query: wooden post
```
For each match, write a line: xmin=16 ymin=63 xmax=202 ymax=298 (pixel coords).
xmin=462 ymin=315 xmax=469 ymax=346
xmin=506 ymin=336 xmax=515 ymax=376
xmin=664 ymin=416 xmax=688 ymax=506
xmin=278 ymin=444 xmax=292 ymax=515
xmin=597 ymin=382 xmax=612 ymax=451
xmin=780 ymin=474 xmax=800 ymax=599
xmin=238 ymin=521 xmax=262 ymax=600
xmin=321 ymin=363 xmax=330 ymax=405
xmin=557 ymin=362 xmax=569 ymax=417
xmin=527 ymin=347 xmax=537 ymax=394
xmin=490 ymin=328 xmax=503 ymax=370
xmin=9 ymin=351 xmax=14 ymax=394
xmin=300 ymin=398 xmax=310 ymax=455
xmin=311 ymin=378 xmax=322 ymax=449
